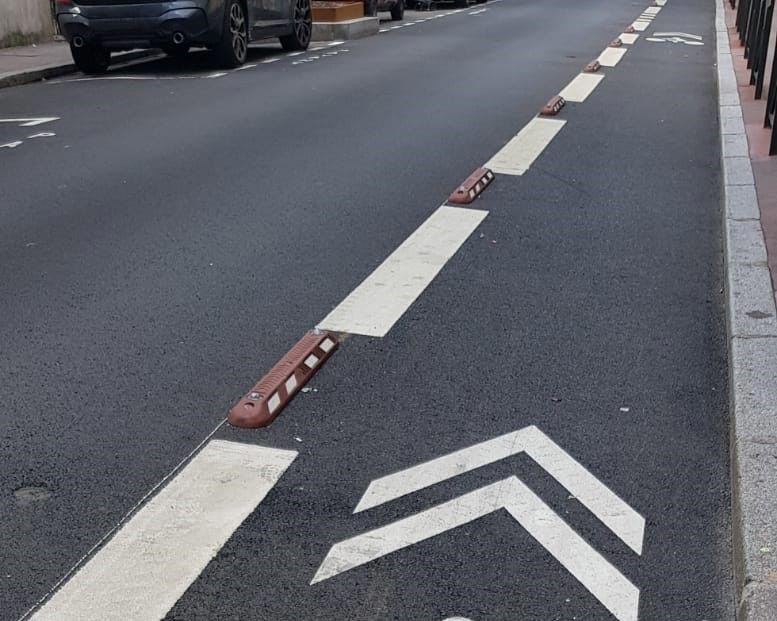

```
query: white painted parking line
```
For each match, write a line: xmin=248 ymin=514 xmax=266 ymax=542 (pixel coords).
xmin=620 ymin=32 xmax=639 ymax=44
xmin=597 ymin=46 xmax=628 ymax=66
xmin=31 ymin=441 xmax=297 ymax=621
xmin=206 ymin=72 xmax=228 ymax=78
xmin=485 ymin=117 xmax=566 ymax=176
xmin=317 ymin=206 xmax=487 ymax=337
xmin=235 ymin=63 xmax=258 ymax=71
xmin=261 ymin=57 xmax=280 ymax=63
xmin=558 ymin=73 xmax=605 ymax=103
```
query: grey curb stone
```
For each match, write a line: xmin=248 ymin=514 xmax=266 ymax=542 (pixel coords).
xmin=727 ymin=262 xmax=777 ymax=336
xmin=717 ymin=0 xmax=777 ymax=618
xmin=724 ymin=134 xmax=751 ymax=158
xmin=723 ymin=115 xmax=748 ymax=135
xmin=727 ymin=219 xmax=769 ymax=264
xmin=725 ymin=156 xmax=757 ymax=185
xmin=726 ymin=185 xmax=761 ymax=220
xmin=731 ymin=337 xmax=777 ymax=442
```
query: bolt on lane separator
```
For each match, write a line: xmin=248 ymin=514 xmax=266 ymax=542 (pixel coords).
xmin=447 ymin=167 xmax=495 ymax=205
xmin=228 ymin=331 xmax=339 ymax=429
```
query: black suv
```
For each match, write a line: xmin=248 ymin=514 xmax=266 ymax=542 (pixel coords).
xmin=55 ymin=0 xmax=313 ymax=73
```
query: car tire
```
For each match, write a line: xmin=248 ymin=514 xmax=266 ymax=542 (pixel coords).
xmin=214 ymin=0 xmax=248 ymax=68
xmin=162 ymin=44 xmax=191 ymax=58
xmin=70 ymin=43 xmax=110 ymax=75
xmin=280 ymin=0 xmax=312 ymax=51
xmin=390 ymin=0 xmax=404 ymax=21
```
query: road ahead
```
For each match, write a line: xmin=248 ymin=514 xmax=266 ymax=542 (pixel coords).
xmin=1 ymin=0 xmax=734 ymax=619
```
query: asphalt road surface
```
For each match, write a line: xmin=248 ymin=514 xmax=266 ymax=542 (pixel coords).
xmin=0 ymin=0 xmax=734 ymax=619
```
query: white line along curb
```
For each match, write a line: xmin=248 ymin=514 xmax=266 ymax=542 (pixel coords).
xmin=716 ymin=0 xmax=777 ymax=619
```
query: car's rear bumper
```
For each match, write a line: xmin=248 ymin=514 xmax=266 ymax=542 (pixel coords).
xmin=57 ymin=2 xmax=222 ymax=49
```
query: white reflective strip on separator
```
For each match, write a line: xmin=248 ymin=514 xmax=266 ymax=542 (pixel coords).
xmin=304 ymin=354 xmax=319 ymax=369
xmin=285 ymin=375 xmax=298 ymax=394
xmin=268 ymin=392 xmax=281 ymax=413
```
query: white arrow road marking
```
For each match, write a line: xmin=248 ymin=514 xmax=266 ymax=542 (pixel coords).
xmin=355 ymin=425 xmax=644 ymax=554
xmin=1 ymin=141 xmax=23 ymax=149
xmin=313 ymin=477 xmax=640 ymax=621
xmin=653 ymin=32 xmax=702 ymax=40
xmin=0 ymin=117 xmax=60 ymax=127
xmin=27 ymin=132 xmax=56 ymax=139
xmin=31 ymin=440 xmax=296 ymax=621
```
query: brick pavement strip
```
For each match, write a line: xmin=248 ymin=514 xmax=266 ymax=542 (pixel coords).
xmin=718 ymin=1 xmax=777 ymax=619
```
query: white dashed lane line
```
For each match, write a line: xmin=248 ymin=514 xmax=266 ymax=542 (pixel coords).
xmin=485 ymin=117 xmax=566 ymax=176
xmin=30 ymin=441 xmax=297 ymax=621
xmin=317 ymin=206 xmax=488 ymax=337
xmin=558 ymin=73 xmax=605 ymax=103
xmin=597 ymin=46 xmax=628 ymax=66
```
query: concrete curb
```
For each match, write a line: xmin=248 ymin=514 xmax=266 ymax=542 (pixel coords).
xmin=0 ymin=49 xmax=160 ymax=90
xmin=716 ymin=1 xmax=777 ymax=619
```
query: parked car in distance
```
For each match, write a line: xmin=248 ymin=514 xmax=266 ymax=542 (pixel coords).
xmin=363 ymin=0 xmax=404 ymax=21
xmin=55 ymin=0 xmax=313 ymax=74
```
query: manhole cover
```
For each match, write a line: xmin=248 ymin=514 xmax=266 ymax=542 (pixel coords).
xmin=13 ymin=484 xmax=51 ymax=506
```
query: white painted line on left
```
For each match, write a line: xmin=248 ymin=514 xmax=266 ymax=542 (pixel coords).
xmin=597 ymin=46 xmax=628 ymax=66
xmin=317 ymin=206 xmax=488 ymax=337
xmin=0 ymin=117 xmax=59 ymax=127
xmin=30 ymin=440 xmax=297 ymax=621
xmin=261 ymin=57 xmax=280 ymax=63
xmin=207 ymin=72 xmax=228 ymax=78
xmin=558 ymin=72 xmax=605 ymax=102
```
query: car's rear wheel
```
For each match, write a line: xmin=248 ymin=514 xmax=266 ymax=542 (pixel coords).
xmin=214 ymin=0 xmax=248 ymax=68
xmin=390 ymin=0 xmax=404 ymax=20
xmin=280 ymin=0 xmax=312 ymax=51
xmin=71 ymin=43 xmax=110 ymax=75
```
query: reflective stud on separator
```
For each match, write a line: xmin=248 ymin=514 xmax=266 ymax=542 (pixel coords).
xmin=228 ymin=330 xmax=339 ymax=428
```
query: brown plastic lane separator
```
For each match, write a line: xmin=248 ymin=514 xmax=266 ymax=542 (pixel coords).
xmin=540 ymin=95 xmax=565 ymax=117
xmin=609 ymin=38 xmax=623 ymax=47
xmin=448 ymin=167 xmax=495 ymax=205
xmin=228 ymin=330 xmax=339 ymax=428
xmin=625 ymin=25 xmax=636 ymax=33
xmin=583 ymin=60 xmax=601 ymax=73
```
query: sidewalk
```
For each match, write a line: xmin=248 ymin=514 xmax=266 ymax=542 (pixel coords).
xmin=718 ymin=1 xmax=777 ymax=619
xmin=0 ymin=40 xmax=156 ymax=89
